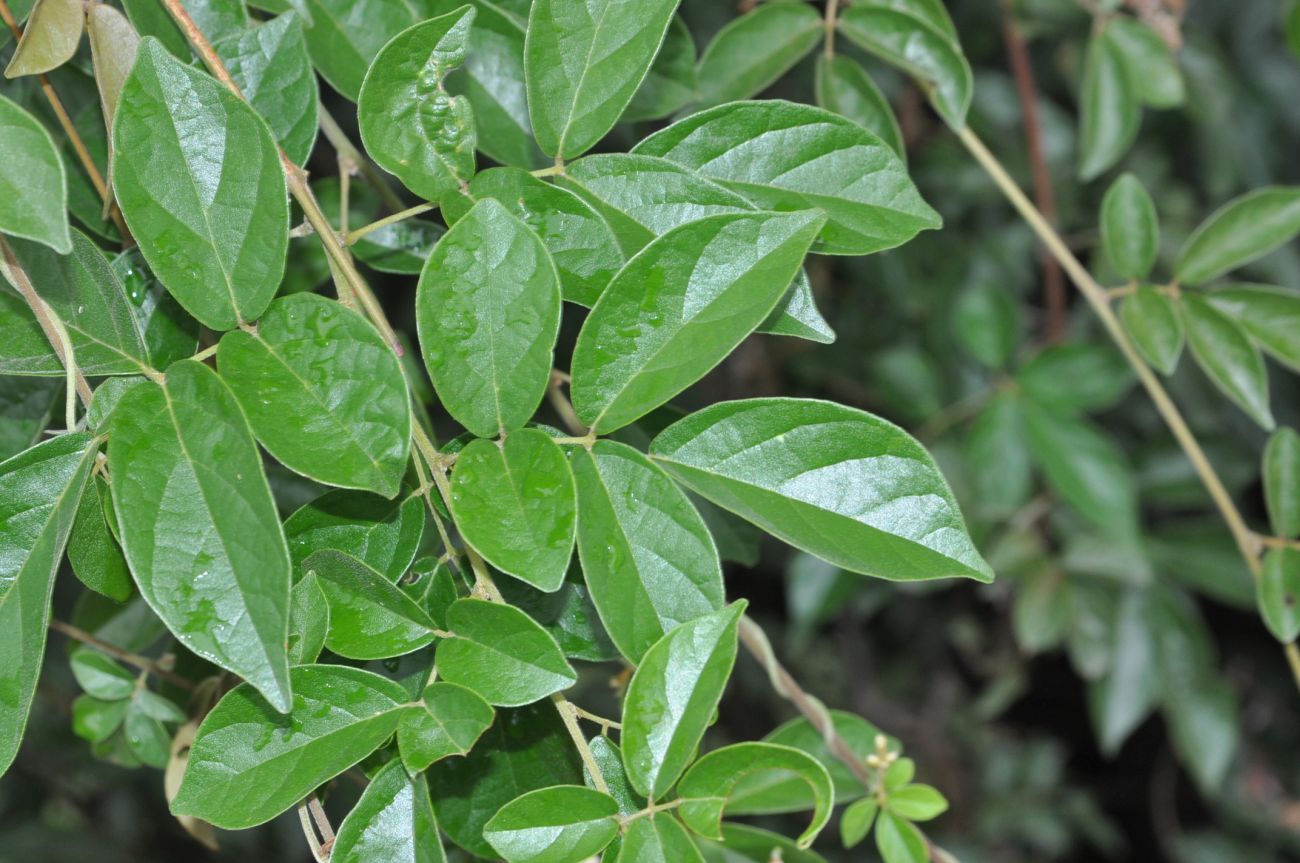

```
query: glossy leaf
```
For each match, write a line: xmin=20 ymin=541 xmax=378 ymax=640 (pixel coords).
xmin=524 ymin=0 xmax=679 ymax=159
xmin=814 ymin=54 xmax=905 ymax=160
xmin=677 ymin=743 xmax=832 ymax=848
xmin=1264 ymin=427 xmax=1300 ymax=539
xmin=305 ymin=549 xmax=439 ymax=660
xmin=619 ymin=813 xmax=705 ymax=863
xmin=624 ymin=15 xmax=696 ymax=122
xmin=285 ymin=488 xmax=425 ymax=580
xmin=331 ymin=760 xmax=446 ymax=863
xmin=650 ymin=399 xmax=993 ymax=583
xmin=583 ymin=735 xmax=642 ymax=816
xmin=499 ymin=574 xmax=620 ymax=663
xmin=1258 ymin=547 xmax=1300 ymax=643
xmin=622 ymin=602 xmax=745 ymax=800
xmin=108 ymin=361 xmax=293 ymax=711
xmin=1120 ymin=284 xmax=1183 ymax=375
xmin=416 ymin=198 xmax=561 ymax=438
xmin=4 ymin=0 xmax=82 ymax=78
xmin=358 ymin=7 xmax=477 ymax=201
xmin=397 ymin=680 xmax=495 ymax=771
xmin=1077 ymin=25 xmax=1139 ymax=181
xmin=119 ymin=0 xmax=191 ymax=59
xmin=109 ymin=248 xmax=201 ymax=371
xmin=171 ymin=665 xmax=410 ymax=829
xmin=1205 ymin=284 xmax=1300 ymax=372
xmin=571 ymin=211 xmax=824 ymax=432
xmin=1101 ymin=173 xmax=1159 ymax=280
xmin=875 ymin=811 xmax=926 ymax=863
xmin=571 ymin=440 xmax=724 ymax=662
xmin=1108 ymin=16 xmax=1184 ymax=108
xmin=353 ymin=217 xmax=443 ymax=274
xmin=841 ymin=798 xmax=877 ymax=848
xmin=695 ymin=3 xmax=822 ymax=108
xmin=0 ymin=377 xmax=58 ymax=460
xmin=113 ymin=39 xmax=288 ymax=331
xmin=436 ymin=598 xmax=577 ymax=707
xmin=67 ymin=475 xmax=133 ymax=602
xmin=483 ymin=785 xmax=620 ymax=863
xmin=696 ymin=824 xmax=829 ymax=863
xmin=1176 ymin=187 xmax=1300 ymax=285
xmin=70 ymin=648 xmax=134 ymax=701
xmin=0 ymin=94 xmax=71 ymax=253
xmin=287 ymin=571 xmax=328 ymax=664
xmin=218 ymin=293 xmax=411 ymax=497
xmin=450 ymin=431 xmax=575 ymax=591
xmin=0 ymin=432 xmax=98 ymax=775
xmin=72 ymin=695 xmax=127 ymax=744
xmin=1183 ymin=294 xmax=1274 ymax=429
xmin=634 ymin=100 xmax=939 ymax=255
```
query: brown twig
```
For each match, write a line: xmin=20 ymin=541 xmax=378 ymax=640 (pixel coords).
xmin=318 ymin=106 xmax=408 ymax=214
xmin=49 ymin=619 xmax=197 ymax=692
xmin=1000 ymin=0 xmax=1067 ymax=343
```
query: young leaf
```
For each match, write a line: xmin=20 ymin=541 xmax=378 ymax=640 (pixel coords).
xmin=171 ymin=665 xmax=410 ymax=829
xmin=108 ymin=361 xmax=293 ymax=712
xmin=285 ymin=488 xmax=426 ymax=580
xmin=584 ymin=735 xmax=643 ymax=816
xmin=815 ymin=54 xmax=905 ymax=160
xmin=570 ymin=211 xmax=824 ymax=432
xmin=0 ymin=432 xmax=98 ymax=776
xmin=3 ymin=0 xmax=82 ymax=78
xmin=113 ymin=39 xmax=288 ymax=331
xmin=1077 ymin=25 xmax=1140 ymax=181
xmin=352 ymin=217 xmax=444 ymax=274
xmin=1107 ymin=16 xmax=1184 ymax=108
xmin=1258 ymin=548 xmax=1300 ymax=642
xmin=619 ymin=812 xmax=706 ymax=863
xmin=624 ymin=15 xmax=697 ymax=122
xmin=1182 ymin=294 xmax=1274 ymax=429
xmin=524 ymin=0 xmax=680 ymax=160
xmin=331 ymin=760 xmax=447 ymax=863
xmin=622 ymin=602 xmax=746 ymax=800
xmin=677 ymin=743 xmax=833 ymax=848
xmin=358 ymin=7 xmax=477 ymax=201
xmin=875 ymin=810 xmax=927 ymax=863
xmin=1175 ymin=187 xmax=1300 ymax=285
xmin=436 ymin=598 xmax=577 ymax=707
xmin=835 ymin=2 xmax=971 ymax=130
xmin=1205 ymin=284 xmax=1300 ymax=372
xmin=1101 ymin=173 xmax=1159 ymax=280
xmin=1119 ymin=285 xmax=1184 ymax=375
xmin=449 ymin=431 xmax=576 ymax=593
xmin=1264 ymin=428 xmax=1300 ymax=539
xmin=72 ymin=695 xmax=128 ymax=744
xmin=571 ymin=440 xmax=724 ymax=662
xmin=304 ymin=549 xmax=439 ymax=660
xmin=887 ymin=785 xmax=947 ymax=822
xmin=634 ymin=100 xmax=939 ymax=255
xmin=416 ymin=198 xmax=561 ymax=438
xmin=484 ymin=785 xmax=620 ymax=863
xmin=695 ymin=3 xmax=822 ymax=108
xmin=650 ymin=399 xmax=993 ymax=583
xmin=841 ymin=798 xmax=878 ymax=848
xmin=67 ymin=476 xmax=133 ymax=602
xmin=397 ymin=680 xmax=495 ymax=771
xmin=287 ymin=571 xmax=328 ymax=664
xmin=218 ymin=293 xmax=411 ymax=497
xmin=215 ymin=12 xmax=320 ymax=166
xmin=0 ymin=94 xmax=71 ymax=253
xmin=70 ymin=647 xmax=135 ymax=701
xmin=124 ymin=694 xmax=173 ymax=768
xmin=86 ymin=3 xmax=138 ymax=181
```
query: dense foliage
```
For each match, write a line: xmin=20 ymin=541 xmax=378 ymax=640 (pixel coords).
xmin=1 ymin=1 xmax=1299 ymax=861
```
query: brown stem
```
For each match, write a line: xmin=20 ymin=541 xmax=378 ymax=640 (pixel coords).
xmin=1000 ymin=0 xmax=1066 ymax=343
xmin=318 ymin=105 xmax=408 ymax=213
xmin=49 ymin=619 xmax=197 ymax=692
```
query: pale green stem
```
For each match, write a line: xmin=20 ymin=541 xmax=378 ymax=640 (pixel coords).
xmin=347 ymin=203 xmax=436 ymax=245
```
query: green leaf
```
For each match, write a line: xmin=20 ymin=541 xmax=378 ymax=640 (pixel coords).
xmin=397 ymin=680 xmax=495 ymax=771
xmin=875 ymin=810 xmax=926 ymax=863
xmin=484 ymin=785 xmax=620 ymax=863
xmin=760 ymin=269 xmax=836 ymax=345
xmin=218 ymin=293 xmax=411 ymax=497
xmin=624 ymin=15 xmax=696 ymax=122
xmin=358 ymin=7 xmax=476 ymax=201
xmin=352 ymin=217 xmax=443 ymax=274
xmin=285 ymin=488 xmax=426 ymax=580
xmin=678 ymin=743 xmax=832 ymax=848
xmin=1166 ymin=673 xmax=1238 ymax=796
xmin=0 ymin=377 xmax=59 ymax=460
xmin=571 ymin=211 xmax=824 ymax=432
xmin=1107 ymin=16 xmax=1184 ymax=108
xmin=952 ymin=278 xmax=1020 ymax=369
xmin=836 ymin=2 xmax=971 ymax=129
xmin=524 ymin=0 xmax=680 ymax=160
xmin=1182 ymin=294 xmax=1274 ymax=429
xmin=171 ymin=665 xmax=410 ymax=829
xmin=1077 ymin=25 xmax=1140 ymax=181
xmin=618 ymin=812 xmax=706 ymax=863
xmin=696 ymin=824 xmax=829 ymax=863
xmin=332 ymin=760 xmax=447 ymax=863
xmin=436 ymin=598 xmax=577 ymax=707
xmin=840 ymin=798 xmax=877 ymax=848
xmin=215 ymin=12 xmax=320 ymax=166
xmin=1204 ymin=284 xmax=1300 ymax=372
xmin=67 ymin=476 xmax=132 ymax=602
xmin=634 ymin=100 xmax=939 ymax=256
xmin=449 ymin=431 xmax=576 ymax=592
xmin=1120 ymin=285 xmax=1184 ymax=375
xmin=965 ymin=393 xmax=1032 ymax=517
xmin=584 ymin=735 xmax=642 ymax=816
xmin=1259 ymin=548 xmax=1300 ymax=642
xmin=119 ymin=0 xmax=191 ymax=59
xmin=571 ymin=440 xmax=724 ymax=662
xmin=1101 ymin=173 xmax=1159 ymax=280
xmin=70 ymin=647 xmax=135 ymax=700
xmin=1264 ymin=428 xmax=1300 ymax=539
xmin=1022 ymin=399 xmax=1138 ymax=539
xmin=1013 ymin=568 xmax=1070 ymax=654
xmin=0 ymin=94 xmax=71 ymax=253
xmin=650 ymin=399 xmax=992 ymax=583
xmin=110 ymin=247 xmax=201 ymax=371
xmin=305 ymin=549 xmax=439 ymax=660
xmin=499 ymin=574 xmax=620 ymax=662
xmin=416 ymin=198 xmax=561 ymax=438
xmin=72 ymin=695 xmax=128 ymax=744
xmin=443 ymin=167 xmax=623 ymax=308
xmin=1016 ymin=343 xmax=1133 ymax=414
xmin=3 ymin=0 xmax=82 ymax=78
xmin=427 ymin=702 xmax=583 ymax=858
xmin=181 ymin=0 xmax=251 ymax=42
xmin=887 ymin=784 xmax=947 ymax=822
xmin=87 ymin=5 xmax=139 ymax=138
xmin=622 ymin=602 xmax=746 ymax=800
xmin=0 ymin=432 xmax=98 ymax=775
xmin=108 ymin=360 xmax=293 ymax=711
xmin=695 ymin=3 xmax=822 ymax=109
xmin=814 ymin=54 xmax=905 ymax=160
xmin=287 ymin=570 xmax=328 ymax=664
xmin=123 ymin=694 xmax=172 ymax=768
xmin=1175 ymin=187 xmax=1300 ymax=285
xmin=1088 ymin=589 xmax=1159 ymax=753
xmin=113 ymin=39 xmax=288 ymax=331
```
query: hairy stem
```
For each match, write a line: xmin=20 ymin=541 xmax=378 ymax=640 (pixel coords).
xmin=553 ymin=694 xmax=608 ymax=794
xmin=318 ymin=106 xmax=408 ymax=213
xmin=347 ymin=203 xmax=436 ymax=245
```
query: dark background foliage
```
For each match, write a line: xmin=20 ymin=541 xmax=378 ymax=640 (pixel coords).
xmin=3 ymin=1 xmax=1300 ymax=861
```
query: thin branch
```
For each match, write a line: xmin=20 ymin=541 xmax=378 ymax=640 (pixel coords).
xmin=347 ymin=203 xmax=436 ymax=245
xmin=49 ymin=619 xmax=197 ymax=692
xmin=548 ymin=371 xmax=587 ymax=436
xmin=296 ymin=803 xmax=328 ymax=863
xmin=318 ymin=105 xmax=407 ymax=213
xmin=823 ymin=0 xmax=840 ymax=59
xmin=552 ymin=694 xmax=608 ymax=794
